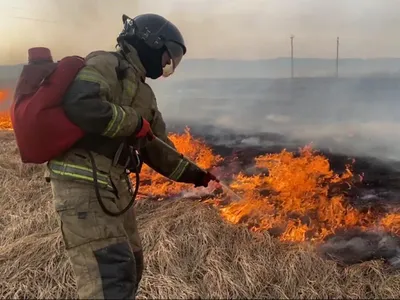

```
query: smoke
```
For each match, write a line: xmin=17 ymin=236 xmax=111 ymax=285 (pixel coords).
xmin=153 ymin=76 xmax=400 ymax=163
xmin=0 ymin=0 xmax=125 ymax=63
xmin=2 ymin=0 xmax=400 ymax=162
xmin=3 ymin=0 xmax=400 ymax=63
xmin=318 ymin=229 xmax=400 ymax=268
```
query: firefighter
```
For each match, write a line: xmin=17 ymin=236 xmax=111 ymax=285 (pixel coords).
xmin=47 ymin=13 xmax=217 ymax=299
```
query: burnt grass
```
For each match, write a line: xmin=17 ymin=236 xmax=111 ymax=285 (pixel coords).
xmin=167 ymin=123 xmax=400 ymax=214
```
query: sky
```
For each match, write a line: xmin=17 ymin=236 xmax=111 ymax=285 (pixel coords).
xmin=1 ymin=0 xmax=400 ymax=64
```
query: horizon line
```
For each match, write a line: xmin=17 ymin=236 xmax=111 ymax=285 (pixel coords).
xmin=2 ymin=56 xmax=400 ymax=66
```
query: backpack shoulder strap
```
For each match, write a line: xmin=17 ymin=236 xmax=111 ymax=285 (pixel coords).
xmin=108 ymin=51 xmax=141 ymax=100
xmin=109 ymin=51 xmax=128 ymax=81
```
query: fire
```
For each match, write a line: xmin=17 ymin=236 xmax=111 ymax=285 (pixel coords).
xmin=217 ymin=147 xmax=366 ymax=242
xmin=0 ymin=90 xmax=12 ymax=130
xmin=136 ymin=127 xmax=223 ymax=198
xmin=134 ymin=131 xmax=400 ymax=243
xmin=380 ymin=214 xmax=400 ymax=235
xmin=0 ymin=89 xmax=9 ymax=104
xmin=1 ymin=110 xmax=400 ymax=243
xmin=0 ymin=112 xmax=12 ymax=130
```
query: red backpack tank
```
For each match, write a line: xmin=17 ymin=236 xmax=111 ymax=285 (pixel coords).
xmin=10 ymin=47 xmax=85 ymax=164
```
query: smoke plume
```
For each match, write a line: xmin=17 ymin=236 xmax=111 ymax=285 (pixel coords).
xmin=2 ymin=0 xmax=400 ymax=63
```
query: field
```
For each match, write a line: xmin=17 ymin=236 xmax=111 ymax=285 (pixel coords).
xmin=1 ymin=129 xmax=400 ymax=299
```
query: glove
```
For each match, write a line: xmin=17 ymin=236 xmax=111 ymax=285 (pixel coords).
xmin=136 ymin=117 xmax=154 ymax=140
xmin=194 ymin=170 xmax=219 ymax=188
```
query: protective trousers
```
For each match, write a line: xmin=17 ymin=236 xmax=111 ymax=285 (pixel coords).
xmin=50 ymin=171 xmax=143 ymax=299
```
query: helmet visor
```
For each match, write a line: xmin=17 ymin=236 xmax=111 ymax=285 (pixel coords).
xmin=162 ymin=41 xmax=184 ymax=77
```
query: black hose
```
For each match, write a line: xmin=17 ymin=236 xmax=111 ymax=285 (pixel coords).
xmin=87 ymin=150 xmax=140 ymax=217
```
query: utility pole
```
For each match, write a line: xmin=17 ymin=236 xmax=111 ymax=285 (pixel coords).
xmin=336 ymin=37 xmax=339 ymax=78
xmin=290 ymin=35 xmax=295 ymax=78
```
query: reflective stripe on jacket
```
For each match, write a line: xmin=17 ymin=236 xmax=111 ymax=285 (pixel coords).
xmin=168 ymin=159 xmax=190 ymax=181
xmin=48 ymin=160 xmax=113 ymax=190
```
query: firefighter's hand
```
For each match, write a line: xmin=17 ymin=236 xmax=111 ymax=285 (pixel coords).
xmin=135 ymin=117 xmax=154 ymax=140
xmin=194 ymin=170 xmax=220 ymax=188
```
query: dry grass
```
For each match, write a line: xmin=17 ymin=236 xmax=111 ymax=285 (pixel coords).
xmin=0 ymin=130 xmax=400 ymax=299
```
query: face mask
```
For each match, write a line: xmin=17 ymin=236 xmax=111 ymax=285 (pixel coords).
xmin=142 ymin=54 xmax=163 ymax=79
xmin=132 ymin=41 xmax=164 ymax=79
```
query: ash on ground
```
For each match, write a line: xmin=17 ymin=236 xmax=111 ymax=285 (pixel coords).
xmin=318 ymin=229 xmax=400 ymax=268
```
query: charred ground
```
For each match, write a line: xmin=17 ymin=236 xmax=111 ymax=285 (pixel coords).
xmin=1 ymin=128 xmax=400 ymax=299
xmin=170 ymin=123 xmax=400 ymax=210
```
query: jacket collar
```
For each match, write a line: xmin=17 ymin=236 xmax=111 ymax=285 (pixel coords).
xmin=117 ymin=43 xmax=146 ymax=81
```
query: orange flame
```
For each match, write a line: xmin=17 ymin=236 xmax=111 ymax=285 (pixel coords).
xmin=0 ymin=90 xmax=12 ymax=130
xmin=136 ymin=127 xmax=223 ymax=198
xmin=135 ymin=129 xmax=400 ymax=242
xmin=0 ymin=89 xmax=9 ymax=104
xmin=380 ymin=214 xmax=400 ymax=235
xmin=217 ymin=147 xmax=367 ymax=242
xmin=1 ymin=111 xmax=400 ymax=242
xmin=0 ymin=112 xmax=12 ymax=130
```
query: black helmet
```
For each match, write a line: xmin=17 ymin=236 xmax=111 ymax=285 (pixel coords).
xmin=118 ymin=13 xmax=186 ymax=78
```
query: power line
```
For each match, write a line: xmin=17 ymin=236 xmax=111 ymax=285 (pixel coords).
xmin=290 ymin=35 xmax=295 ymax=79
xmin=336 ymin=37 xmax=340 ymax=78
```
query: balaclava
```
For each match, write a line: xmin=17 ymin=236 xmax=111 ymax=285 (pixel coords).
xmin=123 ymin=37 xmax=165 ymax=79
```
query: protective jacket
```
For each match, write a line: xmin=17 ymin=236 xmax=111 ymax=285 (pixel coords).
xmin=47 ymin=44 xmax=200 ymax=185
